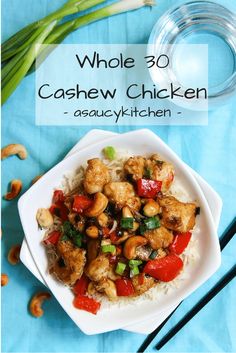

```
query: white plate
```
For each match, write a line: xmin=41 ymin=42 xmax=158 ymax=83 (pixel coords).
xmin=18 ymin=129 xmax=221 ymax=335
xmin=20 ymin=129 xmax=222 ymax=334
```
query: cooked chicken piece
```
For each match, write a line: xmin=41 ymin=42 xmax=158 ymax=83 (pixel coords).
xmin=135 ymin=245 xmax=153 ymax=261
xmin=83 ymin=158 xmax=110 ymax=194
xmin=86 ymin=255 xmax=110 ymax=282
xmin=51 ymin=241 xmax=86 ymax=286
xmin=144 ymin=226 xmax=174 ymax=250
xmin=132 ymin=274 xmax=156 ymax=296
xmin=155 ymin=248 xmax=167 ymax=259
xmin=159 ymin=196 xmax=197 ymax=233
xmin=124 ymin=156 xmax=146 ymax=181
xmin=145 ymin=154 xmax=174 ymax=192
xmin=94 ymin=278 xmax=117 ymax=300
xmin=107 ymin=265 xmax=121 ymax=281
xmin=104 ymin=182 xmax=141 ymax=211
xmin=126 ymin=196 xmax=141 ymax=212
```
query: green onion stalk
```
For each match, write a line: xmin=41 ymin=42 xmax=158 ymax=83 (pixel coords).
xmin=34 ymin=0 xmax=155 ymax=71
xmin=1 ymin=0 xmax=155 ymax=105
xmin=2 ymin=0 xmax=105 ymax=62
xmin=1 ymin=0 xmax=106 ymax=94
xmin=2 ymin=22 xmax=58 ymax=105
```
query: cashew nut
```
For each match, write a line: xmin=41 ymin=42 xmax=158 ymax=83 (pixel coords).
xmin=121 ymin=206 xmax=139 ymax=232
xmin=1 ymin=143 xmax=27 ymax=160
xmin=85 ymin=192 xmax=108 ymax=217
xmin=87 ymin=239 xmax=100 ymax=264
xmin=97 ymin=213 xmax=108 ymax=227
xmin=86 ymin=255 xmax=110 ymax=282
xmin=102 ymin=279 xmax=118 ymax=301
xmin=132 ymin=221 xmax=140 ymax=232
xmin=31 ymin=175 xmax=42 ymax=185
xmin=36 ymin=208 xmax=54 ymax=228
xmin=143 ymin=199 xmax=160 ymax=217
xmin=29 ymin=292 xmax=51 ymax=318
xmin=123 ymin=236 xmax=148 ymax=260
xmin=95 ymin=278 xmax=117 ymax=301
xmin=113 ymin=231 xmax=130 ymax=245
xmin=122 ymin=206 xmax=133 ymax=218
xmin=4 ymin=179 xmax=22 ymax=200
xmin=1 ymin=274 xmax=9 ymax=286
xmin=86 ymin=225 xmax=99 ymax=239
xmin=8 ymin=244 xmax=21 ymax=265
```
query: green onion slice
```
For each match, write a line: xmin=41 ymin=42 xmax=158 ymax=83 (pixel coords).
xmin=144 ymin=167 xmax=152 ymax=179
xmin=144 ymin=216 xmax=160 ymax=230
xmin=129 ymin=259 xmax=143 ymax=268
xmin=115 ymin=262 xmax=126 ymax=275
xmin=130 ymin=266 xmax=140 ymax=277
xmin=101 ymin=244 xmax=116 ymax=254
xmin=139 ymin=224 xmax=147 ymax=235
xmin=73 ymin=234 xmax=82 ymax=247
xmin=121 ymin=217 xmax=134 ymax=229
xmin=102 ymin=146 xmax=116 ymax=161
xmin=149 ymin=250 xmax=158 ymax=260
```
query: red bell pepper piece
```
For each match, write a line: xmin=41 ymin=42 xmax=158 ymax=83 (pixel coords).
xmin=73 ymin=295 xmax=101 ymax=315
xmin=49 ymin=202 xmax=68 ymax=221
xmin=169 ymin=231 xmax=192 ymax=255
xmin=102 ymin=227 xmax=110 ymax=238
xmin=72 ymin=195 xmax=92 ymax=213
xmin=115 ymin=278 xmax=135 ymax=296
xmin=136 ymin=179 xmax=162 ymax=198
xmin=144 ymin=254 xmax=183 ymax=282
xmin=52 ymin=190 xmax=65 ymax=203
xmin=110 ymin=231 xmax=120 ymax=243
xmin=73 ymin=275 xmax=90 ymax=296
xmin=43 ymin=230 xmax=61 ymax=245
xmin=102 ymin=227 xmax=120 ymax=243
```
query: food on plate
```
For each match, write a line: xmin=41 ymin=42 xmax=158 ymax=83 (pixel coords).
xmin=4 ymin=179 xmax=22 ymax=200
xmin=36 ymin=208 xmax=54 ymax=229
xmin=7 ymin=244 xmax=21 ymax=265
xmin=1 ymin=143 xmax=27 ymax=160
xmin=159 ymin=196 xmax=197 ymax=233
xmin=29 ymin=292 xmax=51 ymax=318
xmin=37 ymin=150 xmax=199 ymax=314
xmin=83 ymin=158 xmax=110 ymax=194
xmin=51 ymin=240 xmax=86 ymax=286
xmin=102 ymin=146 xmax=116 ymax=161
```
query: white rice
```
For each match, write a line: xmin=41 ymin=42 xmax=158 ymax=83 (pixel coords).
xmin=55 ymin=150 xmax=200 ymax=309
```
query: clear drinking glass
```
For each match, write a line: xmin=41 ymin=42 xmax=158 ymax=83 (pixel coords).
xmin=148 ymin=1 xmax=236 ymax=107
